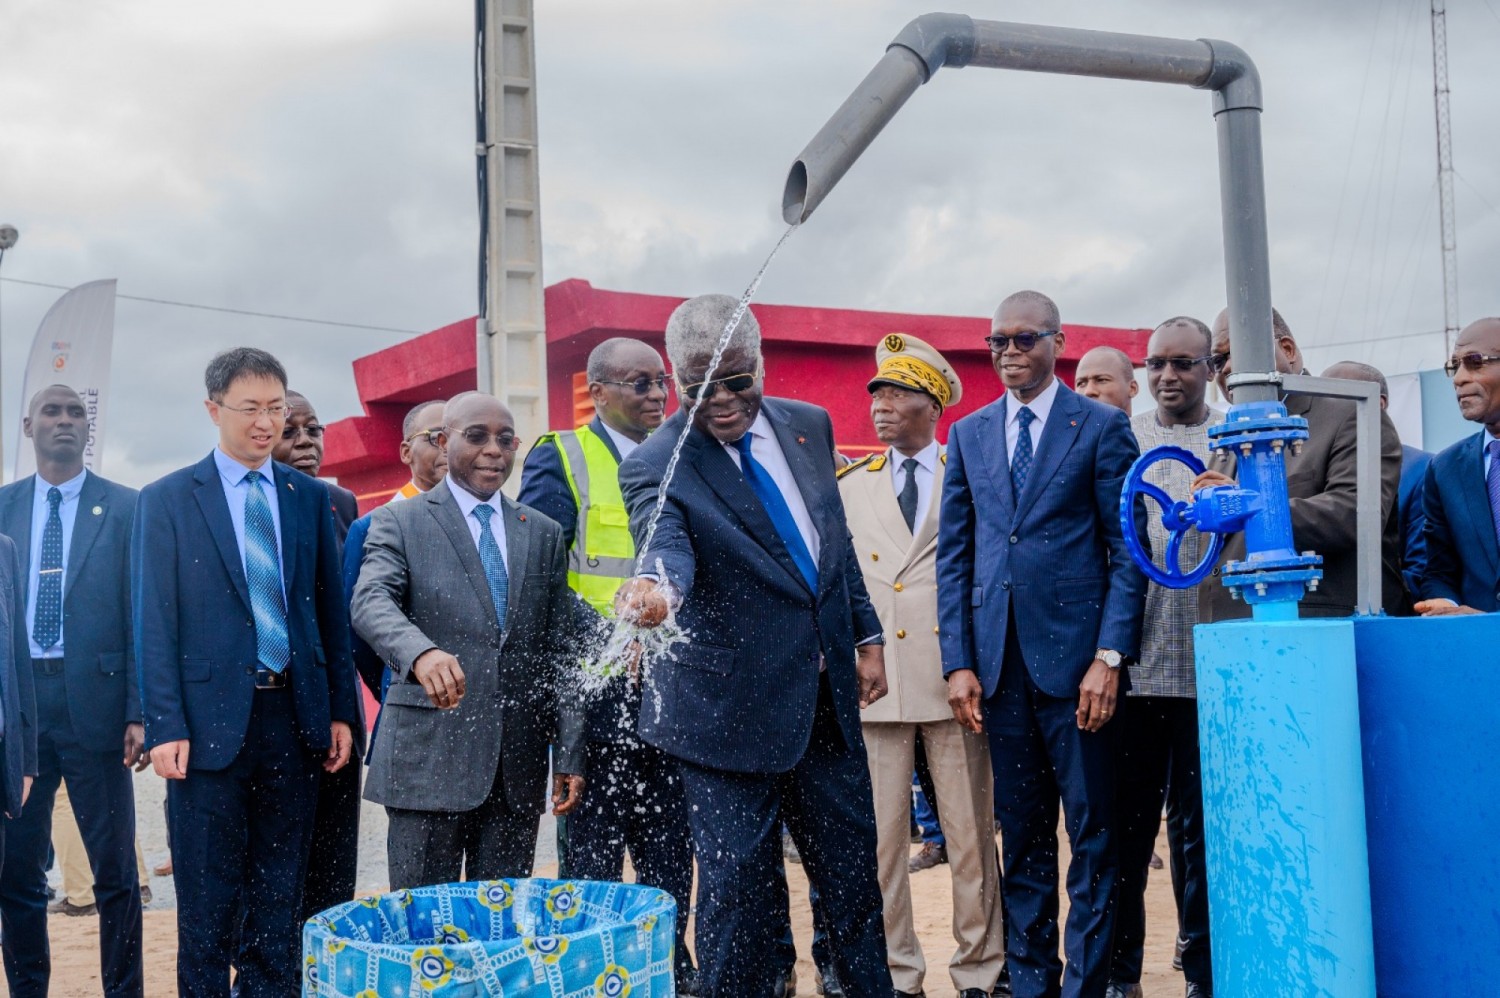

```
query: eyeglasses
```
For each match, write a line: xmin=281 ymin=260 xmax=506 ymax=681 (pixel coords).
xmin=1208 ymin=352 xmax=1232 ymax=373
xmin=1145 ymin=356 xmax=1211 ymax=373
xmin=218 ymin=403 xmax=289 ymax=420
xmin=406 ymin=428 xmax=443 ymax=446
xmin=1445 ymin=352 xmax=1500 ymax=377
xmin=599 ymin=376 xmax=671 ymax=396
xmin=454 ymin=427 xmax=523 ymax=451
xmin=280 ymin=424 xmax=325 ymax=440
xmin=985 ymin=330 xmax=1057 ymax=353
xmin=680 ymin=370 xmax=760 ymax=403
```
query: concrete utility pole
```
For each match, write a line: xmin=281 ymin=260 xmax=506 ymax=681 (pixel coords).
xmin=477 ymin=0 xmax=548 ymax=489
xmin=1430 ymin=0 xmax=1459 ymax=355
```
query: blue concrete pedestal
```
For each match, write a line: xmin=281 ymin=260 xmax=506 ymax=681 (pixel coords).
xmin=1195 ymin=618 xmax=1376 ymax=997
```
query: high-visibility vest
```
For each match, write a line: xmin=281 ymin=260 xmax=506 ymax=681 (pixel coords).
xmin=542 ymin=425 xmax=637 ymax=616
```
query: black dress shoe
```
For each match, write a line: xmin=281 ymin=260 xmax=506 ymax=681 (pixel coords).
xmin=958 ymin=990 xmax=989 ymax=998
xmin=1185 ymin=982 xmax=1213 ymax=997
xmin=1105 ymin=983 xmax=1144 ymax=998
xmin=816 ymin=966 xmax=846 ymax=997
xmin=991 ymin=967 xmax=1013 ymax=997
xmin=772 ymin=966 xmax=797 ymax=998
xmin=893 ymin=990 xmax=925 ymax=998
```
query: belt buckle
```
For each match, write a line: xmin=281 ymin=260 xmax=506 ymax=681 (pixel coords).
xmin=254 ymin=668 xmax=287 ymax=690
xmin=33 ymin=659 xmax=64 ymax=677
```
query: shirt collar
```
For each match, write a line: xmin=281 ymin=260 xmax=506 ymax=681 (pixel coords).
xmin=34 ymin=468 xmax=87 ymax=502
xmin=890 ymin=439 xmax=940 ymax=473
xmin=445 ymin=474 xmax=503 ymax=522
xmin=726 ymin=410 xmax=774 ymax=450
xmin=599 ymin=420 xmax=641 ymax=461
xmin=1007 ymin=377 xmax=1060 ymax=428
xmin=214 ymin=447 xmax=275 ymax=487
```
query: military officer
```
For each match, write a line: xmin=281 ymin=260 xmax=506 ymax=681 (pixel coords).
xmin=838 ymin=334 xmax=1006 ymax=998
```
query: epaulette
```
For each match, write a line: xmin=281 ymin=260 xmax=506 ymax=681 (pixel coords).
xmin=837 ymin=454 xmax=877 ymax=479
xmin=868 ymin=454 xmax=887 ymax=471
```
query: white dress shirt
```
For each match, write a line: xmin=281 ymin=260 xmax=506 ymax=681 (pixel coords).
xmin=214 ymin=448 xmax=286 ymax=601
xmin=600 ymin=421 xmax=642 ymax=462
xmin=445 ymin=475 xmax=509 ymax=575
xmin=722 ymin=411 xmax=821 ymax=564
xmin=1005 ymin=377 xmax=1061 ymax=469
xmin=887 ymin=440 xmax=940 ymax=530
xmin=27 ymin=468 xmax=87 ymax=658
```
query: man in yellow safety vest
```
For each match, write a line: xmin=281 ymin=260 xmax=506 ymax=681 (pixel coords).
xmin=517 ymin=337 xmax=700 ymax=995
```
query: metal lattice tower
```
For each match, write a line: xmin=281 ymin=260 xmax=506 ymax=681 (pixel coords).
xmin=1430 ymin=0 xmax=1459 ymax=354
xmin=477 ymin=0 xmax=547 ymax=488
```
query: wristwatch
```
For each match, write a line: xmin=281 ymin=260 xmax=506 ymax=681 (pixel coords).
xmin=1095 ymin=648 xmax=1123 ymax=669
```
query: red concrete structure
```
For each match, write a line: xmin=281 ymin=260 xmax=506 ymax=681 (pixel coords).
xmin=323 ymin=279 xmax=1150 ymax=511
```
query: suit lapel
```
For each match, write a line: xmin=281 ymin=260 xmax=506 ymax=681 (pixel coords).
xmin=977 ymin=401 xmax=1017 ymax=521
xmin=693 ymin=428 xmax=812 ymax=596
xmin=0 ymin=478 xmax=35 ymax=586
xmin=1014 ymin=386 xmax=1085 ymax=525
xmin=1457 ymin=434 xmax=1500 ymax=576
xmin=273 ymin=464 xmax=300 ymax=595
xmin=426 ymin=485 xmax=500 ymax=629
xmin=501 ymin=496 xmax=532 ymax=630
xmin=62 ymin=472 xmax=108 ymax=604
xmin=192 ymin=454 xmax=252 ymax=613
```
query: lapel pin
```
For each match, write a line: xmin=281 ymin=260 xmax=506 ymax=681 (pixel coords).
xmin=288 ymin=482 xmax=296 ymax=491
xmin=518 ymin=513 xmax=527 ymax=522
xmin=797 ymin=436 xmax=806 ymax=444
xmin=1070 ymin=420 xmax=1077 ymax=427
xmin=92 ymin=506 xmax=103 ymax=516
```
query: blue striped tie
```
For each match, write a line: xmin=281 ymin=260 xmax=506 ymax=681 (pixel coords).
xmin=243 ymin=471 xmax=290 ymax=674
xmin=471 ymin=503 xmax=509 ymax=625
xmin=33 ymin=487 xmax=64 ymax=650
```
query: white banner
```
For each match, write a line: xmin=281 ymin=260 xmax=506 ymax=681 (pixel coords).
xmin=13 ymin=279 xmax=117 ymax=481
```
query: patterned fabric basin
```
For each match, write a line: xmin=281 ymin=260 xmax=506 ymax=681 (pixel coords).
xmin=302 ymin=878 xmax=676 ymax=997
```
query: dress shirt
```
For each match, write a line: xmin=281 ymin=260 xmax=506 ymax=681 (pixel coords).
xmin=600 ymin=421 xmax=642 ymax=462
xmin=1004 ymin=377 xmax=1061 ymax=469
xmin=27 ymin=468 xmax=87 ymax=658
xmin=214 ymin=448 xmax=287 ymax=601
xmin=1484 ymin=430 xmax=1499 ymax=478
xmin=722 ymin=411 xmax=821 ymax=565
xmin=445 ymin=475 xmax=510 ymax=575
xmin=887 ymin=440 xmax=940 ymax=530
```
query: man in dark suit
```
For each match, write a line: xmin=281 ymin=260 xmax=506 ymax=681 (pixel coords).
xmin=1194 ymin=310 xmax=1403 ymax=620
xmin=353 ymin=391 xmax=585 ymax=888
xmin=1416 ymin=317 xmax=1500 ymax=616
xmin=617 ymin=293 xmax=892 ymax=998
xmin=518 ymin=338 xmax=701 ymax=989
xmin=271 ymin=387 xmax=364 ymax=923
xmin=0 ymin=384 xmax=144 ymax=997
xmin=0 ymin=538 xmax=38 ymax=969
xmin=939 ymin=290 xmax=1146 ymax=998
xmin=134 ymin=347 xmax=359 ymax=998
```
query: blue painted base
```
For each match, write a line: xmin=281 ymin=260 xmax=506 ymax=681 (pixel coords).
xmin=1195 ymin=618 xmax=1376 ymax=998
xmin=1354 ymin=614 xmax=1500 ymax=996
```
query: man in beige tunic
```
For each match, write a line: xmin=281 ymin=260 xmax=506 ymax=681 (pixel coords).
xmin=839 ymin=333 xmax=1005 ymax=998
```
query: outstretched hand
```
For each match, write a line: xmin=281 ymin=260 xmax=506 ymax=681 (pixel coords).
xmin=615 ymin=577 xmax=670 ymax=629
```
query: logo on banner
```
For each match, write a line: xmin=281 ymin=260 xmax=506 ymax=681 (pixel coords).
xmin=52 ymin=341 xmax=72 ymax=372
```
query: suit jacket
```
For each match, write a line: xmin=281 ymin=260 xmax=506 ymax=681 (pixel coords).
xmin=1419 ymin=431 xmax=1500 ymax=611
xmin=341 ymin=513 xmax=385 ymax=700
xmin=617 ymin=397 xmax=883 ymax=775
xmin=328 ymin=482 xmax=359 ymax=545
xmin=937 ymin=384 xmax=1146 ymax=699
xmin=0 ymin=535 xmax=37 ymax=817
xmin=0 ymin=472 xmax=139 ymax=754
xmin=1399 ymin=445 xmax=1433 ymax=599
xmin=839 ymin=447 xmax=949 ymax=724
xmin=133 ymin=452 xmax=361 ymax=771
xmin=352 ymin=483 xmax=585 ymax=814
xmin=1200 ymin=392 xmax=1404 ymax=621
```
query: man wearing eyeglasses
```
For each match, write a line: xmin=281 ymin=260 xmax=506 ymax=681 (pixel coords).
xmin=615 ymin=294 xmax=892 ymax=998
xmin=353 ymin=391 xmax=586 ymax=890
xmin=1108 ymin=317 xmax=1223 ymax=998
xmin=390 ymin=400 xmax=450 ymax=503
xmin=1415 ymin=317 xmax=1500 ymax=617
xmin=939 ymin=289 xmax=1146 ymax=998
xmin=1193 ymin=308 xmax=1404 ymax=620
xmin=272 ymin=390 xmax=358 ymax=541
xmin=134 ymin=347 xmax=360 ymax=997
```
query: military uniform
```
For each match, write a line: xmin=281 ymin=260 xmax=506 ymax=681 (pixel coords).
xmin=838 ymin=334 xmax=1004 ymax=996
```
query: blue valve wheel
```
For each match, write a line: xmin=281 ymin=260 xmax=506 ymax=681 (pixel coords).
xmin=1119 ymin=445 xmax=1225 ymax=590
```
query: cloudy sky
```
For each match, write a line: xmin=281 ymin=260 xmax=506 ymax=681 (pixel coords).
xmin=3 ymin=0 xmax=1499 ymax=486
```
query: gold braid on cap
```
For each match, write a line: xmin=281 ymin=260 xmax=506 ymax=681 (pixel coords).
xmin=875 ymin=355 xmax=951 ymax=407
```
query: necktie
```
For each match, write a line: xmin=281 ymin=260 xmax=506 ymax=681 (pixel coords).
xmin=897 ymin=457 xmax=920 ymax=532
xmin=34 ymin=486 xmax=64 ymax=650
xmin=471 ymin=503 xmax=510 ymax=626
xmin=1487 ymin=440 xmax=1500 ymax=552
xmin=1011 ymin=405 xmax=1037 ymax=495
xmin=243 ymin=471 xmax=290 ymax=674
xmin=733 ymin=433 xmax=819 ymax=590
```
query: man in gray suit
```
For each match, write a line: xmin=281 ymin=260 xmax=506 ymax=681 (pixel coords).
xmin=353 ymin=392 xmax=586 ymax=888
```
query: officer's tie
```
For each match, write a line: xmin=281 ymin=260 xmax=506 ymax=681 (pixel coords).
xmin=898 ymin=457 xmax=920 ymax=532
xmin=243 ymin=471 xmax=290 ymax=673
xmin=733 ymin=433 xmax=818 ymax=590
xmin=1011 ymin=406 xmax=1037 ymax=496
xmin=471 ymin=503 xmax=510 ymax=626
xmin=34 ymin=487 xmax=64 ymax=650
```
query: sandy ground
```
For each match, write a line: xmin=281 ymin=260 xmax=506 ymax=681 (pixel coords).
xmin=11 ymin=769 xmax=1186 ymax=998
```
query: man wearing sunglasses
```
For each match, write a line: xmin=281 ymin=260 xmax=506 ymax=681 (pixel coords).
xmin=1193 ymin=308 xmax=1404 ymax=620
xmin=938 ymin=289 xmax=1146 ymax=998
xmin=1109 ymin=317 xmax=1224 ymax=998
xmin=1415 ymin=317 xmax=1500 ymax=617
xmin=615 ymin=294 xmax=892 ymax=998
xmin=518 ymin=338 xmax=700 ymax=994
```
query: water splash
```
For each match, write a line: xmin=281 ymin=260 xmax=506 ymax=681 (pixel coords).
xmin=581 ymin=223 xmax=799 ymax=685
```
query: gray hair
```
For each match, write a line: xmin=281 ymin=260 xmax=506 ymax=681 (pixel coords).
xmin=664 ymin=294 xmax=761 ymax=369
xmin=586 ymin=337 xmax=653 ymax=383
xmin=401 ymin=398 xmax=446 ymax=438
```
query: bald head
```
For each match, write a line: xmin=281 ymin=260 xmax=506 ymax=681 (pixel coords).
xmin=995 ymin=290 xmax=1060 ymax=332
xmin=1074 ymin=346 xmax=1137 ymax=414
xmin=1451 ymin=318 xmax=1500 ymax=429
xmin=1210 ymin=306 xmax=1301 ymax=398
xmin=24 ymin=384 xmax=88 ymax=477
xmin=1322 ymin=361 xmax=1388 ymax=409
